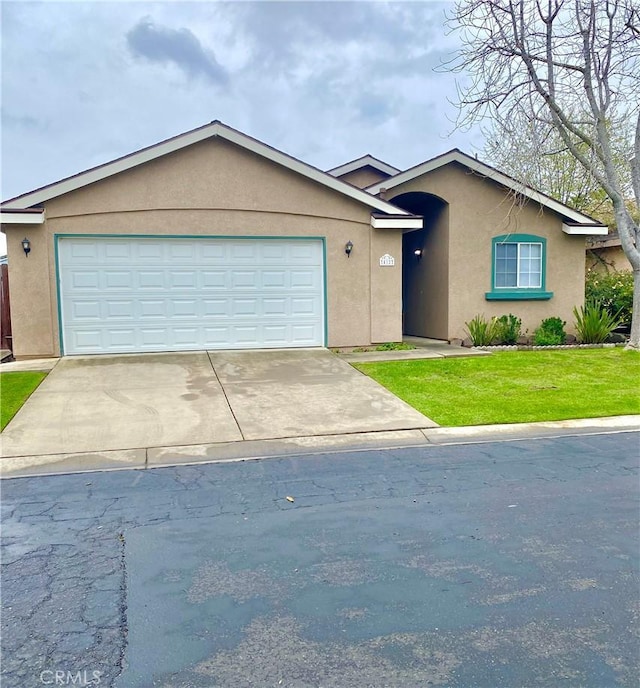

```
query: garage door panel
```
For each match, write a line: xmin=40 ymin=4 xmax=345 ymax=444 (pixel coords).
xmin=261 ymin=270 xmax=286 ymax=288
xmin=202 ymin=299 xmax=230 ymax=317
xmin=71 ymin=300 xmax=102 ymax=320
xmin=168 ymin=243 xmax=196 ymax=260
xmin=59 ymin=238 xmax=324 ymax=354
xmin=263 ymin=298 xmax=287 ymax=316
xmin=169 ymin=271 xmax=198 ymax=289
xmin=104 ymin=242 xmax=131 ymax=260
xmin=231 ymin=244 xmax=258 ymax=261
xmin=290 ymin=243 xmax=320 ymax=261
xmin=138 ymin=271 xmax=165 ymax=289
xmin=70 ymin=243 xmax=98 ymax=260
xmin=70 ymin=271 xmax=100 ymax=289
xmin=202 ymin=271 xmax=228 ymax=289
xmin=104 ymin=271 xmax=133 ymax=289
xmin=231 ymin=270 xmax=258 ymax=289
xmin=105 ymin=300 xmax=135 ymax=319
xmin=292 ymin=324 xmax=319 ymax=344
xmin=291 ymin=270 xmax=318 ymax=288
xmin=136 ymin=242 xmax=164 ymax=260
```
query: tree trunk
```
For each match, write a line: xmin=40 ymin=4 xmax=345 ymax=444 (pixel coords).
xmin=627 ymin=268 xmax=640 ymax=350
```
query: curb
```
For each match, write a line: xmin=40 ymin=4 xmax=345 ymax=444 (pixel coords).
xmin=1 ymin=415 xmax=638 ymax=480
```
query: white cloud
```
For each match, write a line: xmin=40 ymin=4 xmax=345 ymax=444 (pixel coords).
xmin=0 ymin=1 xmax=484 ymax=254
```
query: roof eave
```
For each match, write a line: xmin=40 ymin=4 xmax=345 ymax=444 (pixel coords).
xmin=366 ymin=149 xmax=601 ymax=226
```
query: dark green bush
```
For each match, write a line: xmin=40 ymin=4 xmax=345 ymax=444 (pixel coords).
xmin=533 ymin=317 xmax=567 ymax=346
xmin=495 ymin=314 xmax=522 ymax=345
xmin=585 ymin=270 xmax=633 ymax=326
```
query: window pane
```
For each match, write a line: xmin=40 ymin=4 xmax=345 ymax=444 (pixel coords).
xmin=529 ymin=271 xmax=541 ymax=287
xmin=496 ymin=271 xmax=517 ymax=287
xmin=496 ymin=243 xmax=517 ymax=260
xmin=495 ymin=243 xmax=518 ymax=288
xmin=517 ymin=243 xmax=542 ymax=288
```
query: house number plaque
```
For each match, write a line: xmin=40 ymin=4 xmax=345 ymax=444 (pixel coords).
xmin=379 ymin=254 xmax=395 ymax=267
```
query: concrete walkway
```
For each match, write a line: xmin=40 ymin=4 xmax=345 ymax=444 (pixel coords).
xmin=339 ymin=337 xmax=490 ymax=363
xmin=1 ymin=349 xmax=435 ymax=471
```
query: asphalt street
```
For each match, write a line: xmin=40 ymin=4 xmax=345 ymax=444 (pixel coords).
xmin=2 ymin=431 xmax=639 ymax=688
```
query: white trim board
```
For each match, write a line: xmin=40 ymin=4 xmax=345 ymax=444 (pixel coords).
xmin=367 ymin=149 xmax=605 ymax=227
xmin=0 ymin=210 xmax=45 ymax=225
xmin=370 ymin=216 xmax=423 ymax=230
xmin=2 ymin=122 xmax=409 ymax=217
xmin=562 ymin=223 xmax=608 ymax=236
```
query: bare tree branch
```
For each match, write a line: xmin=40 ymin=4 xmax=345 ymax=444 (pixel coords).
xmin=445 ymin=0 xmax=640 ymax=347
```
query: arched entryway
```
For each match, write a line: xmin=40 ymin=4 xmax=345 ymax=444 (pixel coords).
xmin=389 ymin=191 xmax=449 ymax=340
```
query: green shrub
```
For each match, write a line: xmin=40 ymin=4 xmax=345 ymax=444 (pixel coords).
xmin=465 ymin=314 xmax=500 ymax=346
xmin=495 ymin=314 xmax=522 ymax=345
xmin=585 ymin=270 xmax=633 ymax=326
xmin=533 ymin=317 xmax=566 ymax=346
xmin=573 ymin=302 xmax=622 ymax=343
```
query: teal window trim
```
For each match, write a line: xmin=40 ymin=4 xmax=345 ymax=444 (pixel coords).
xmin=485 ymin=290 xmax=553 ymax=301
xmin=486 ymin=233 xmax=553 ymax=301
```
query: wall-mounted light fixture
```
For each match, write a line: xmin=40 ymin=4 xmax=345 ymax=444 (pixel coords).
xmin=414 ymin=248 xmax=423 ymax=259
xmin=22 ymin=237 xmax=31 ymax=257
xmin=345 ymin=240 xmax=354 ymax=258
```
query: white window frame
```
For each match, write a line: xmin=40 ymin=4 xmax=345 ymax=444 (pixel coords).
xmin=495 ymin=241 xmax=543 ymax=289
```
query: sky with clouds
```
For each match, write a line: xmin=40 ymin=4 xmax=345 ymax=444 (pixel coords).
xmin=1 ymin=0 xmax=483 ymax=253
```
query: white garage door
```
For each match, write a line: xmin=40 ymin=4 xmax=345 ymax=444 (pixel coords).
xmin=58 ymin=237 xmax=325 ymax=355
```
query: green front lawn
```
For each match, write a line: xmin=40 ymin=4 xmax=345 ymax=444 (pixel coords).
xmin=354 ymin=349 xmax=640 ymax=426
xmin=1 ymin=372 xmax=48 ymax=431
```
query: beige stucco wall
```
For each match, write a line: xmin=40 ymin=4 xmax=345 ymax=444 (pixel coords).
xmin=388 ymin=163 xmax=588 ymax=339
xmin=370 ymin=229 xmax=403 ymax=343
xmin=4 ymin=138 xmax=402 ymax=357
xmin=5 ymin=227 xmax=57 ymax=357
xmin=337 ymin=167 xmax=390 ymax=190
xmin=586 ymin=245 xmax=632 ymax=273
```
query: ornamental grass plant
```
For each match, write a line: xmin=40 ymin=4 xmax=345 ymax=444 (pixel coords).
xmin=573 ymin=302 xmax=622 ymax=344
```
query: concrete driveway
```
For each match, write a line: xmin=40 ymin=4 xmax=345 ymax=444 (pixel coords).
xmin=1 ymin=349 xmax=435 ymax=460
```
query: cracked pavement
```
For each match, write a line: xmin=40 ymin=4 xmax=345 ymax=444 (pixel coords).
xmin=1 ymin=432 xmax=639 ymax=687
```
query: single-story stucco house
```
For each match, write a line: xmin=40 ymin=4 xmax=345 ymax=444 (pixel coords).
xmin=1 ymin=121 xmax=608 ymax=359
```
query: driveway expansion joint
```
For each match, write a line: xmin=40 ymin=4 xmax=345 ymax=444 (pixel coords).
xmin=206 ymin=350 xmax=245 ymax=441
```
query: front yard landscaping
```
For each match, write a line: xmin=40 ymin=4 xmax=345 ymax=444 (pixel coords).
xmin=354 ymin=349 xmax=640 ymax=426
xmin=1 ymin=372 xmax=48 ymax=431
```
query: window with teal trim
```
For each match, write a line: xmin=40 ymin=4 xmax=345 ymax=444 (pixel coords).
xmin=486 ymin=234 xmax=553 ymax=301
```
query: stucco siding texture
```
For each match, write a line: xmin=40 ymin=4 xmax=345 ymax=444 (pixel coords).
xmin=6 ymin=138 xmax=400 ymax=357
xmin=389 ymin=163 xmax=587 ymax=339
xmin=370 ymin=229 xmax=403 ymax=343
xmin=337 ymin=167 xmax=390 ymax=190
xmin=587 ymin=246 xmax=632 ymax=273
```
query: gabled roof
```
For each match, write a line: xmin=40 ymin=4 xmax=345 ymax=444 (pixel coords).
xmin=365 ymin=148 xmax=607 ymax=228
xmin=1 ymin=121 xmax=410 ymax=217
xmin=327 ymin=154 xmax=401 ymax=178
